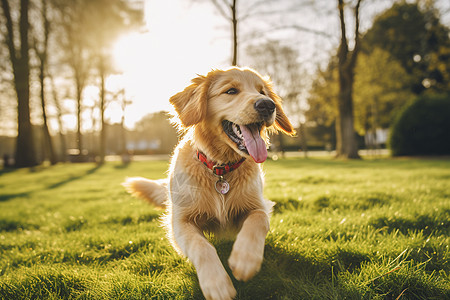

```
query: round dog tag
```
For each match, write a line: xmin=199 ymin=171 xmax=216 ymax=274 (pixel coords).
xmin=215 ymin=178 xmax=230 ymax=194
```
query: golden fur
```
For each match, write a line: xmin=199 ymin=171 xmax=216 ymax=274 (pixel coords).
xmin=123 ymin=67 xmax=294 ymax=300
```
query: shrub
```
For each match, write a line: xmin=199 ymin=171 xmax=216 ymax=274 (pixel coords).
xmin=389 ymin=94 xmax=450 ymax=156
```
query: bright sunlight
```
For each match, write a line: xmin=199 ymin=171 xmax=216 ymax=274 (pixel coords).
xmin=109 ymin=0 xmax=230 ymax=129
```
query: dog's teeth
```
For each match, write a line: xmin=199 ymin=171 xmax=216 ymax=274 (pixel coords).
xmin=232 ymin=123 xmax=242 ymax=138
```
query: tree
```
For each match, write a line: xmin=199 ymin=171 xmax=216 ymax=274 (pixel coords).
xmin=353 ymin=48 xmax=413 ymax=141
xmin=307 ymin=1 xmax=449 ymax=152
xmin=209 ymin=0 xmax=239 ymax=65
xmin=0 ymin=28 xmax=17 ymax=140
xmin=52 ymin=0 xmax=91 ymax=155
xmin=306 ymin=0 xmax=363 ymax=155
xmin=245 ymin=40 xmax=306 ymax=155
xmin=306 ymin=58 xmax=339 ymax=148
xmin=116 ymin=89 xmax=131 ymax=156
xmin=335 ymin=0 xmax=362 ymax=159
xmin=389 ymin=94 xmax=450 ymax=156
xmin=32 ymin=0 xmax=57 ymax=165
xmin=205 ymin=0 xmax=333 ymax=67
xmin=51 ymin=0 xmax=142 ymax=162
xmin=134 ymin=112 xmax=178 ymax=154
xmin=1 ymin=0 xmax=38 ymax=167
xmin=49 ymin=74 xmax=67 ymax=162
xmin=363 ymin=2 xmax=450 ymax=94
xmin=84 ymin=0 xmax=142 ymax=164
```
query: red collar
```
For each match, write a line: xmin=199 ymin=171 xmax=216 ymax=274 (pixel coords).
xmin=196 ymin=150 xmax=246 ymax=176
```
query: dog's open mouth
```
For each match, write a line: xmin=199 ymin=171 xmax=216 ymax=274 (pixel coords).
xmin=222 ymin=120 xmax=267 ymax=163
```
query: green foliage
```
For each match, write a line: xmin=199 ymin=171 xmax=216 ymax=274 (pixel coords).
xmin=306 ymin=57 xmax=339 ymax=126
xmin=133 ymin=111 xmax=178 ymax=154
xmin=353 ymin=48 xmax=413 ymax=135
xmin=1 ymin=158 xmax=449 ymax=299
xmin=305 ymin=59 xmax=338 ymax=146
xmin=308 ymin=1 xmax=450 ymax=147
xmin=363 ymin=2 xmax=450 ymax=94
xmin=389 ymin=94 xmax=450 ymax=156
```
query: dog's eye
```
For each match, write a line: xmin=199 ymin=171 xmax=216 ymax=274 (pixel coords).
xmin=260 ymin=90 xmax=266 ymax=95
xmin=225 ymin=88 xmax=239 ymax=95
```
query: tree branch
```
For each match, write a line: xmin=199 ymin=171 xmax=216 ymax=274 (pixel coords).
xmin=32 ymin=0 xmax=50 ymax=65
xmin=350 ymin=0 xmax=362 ymax=68
xmin=210 ymin=0 xmax=230 ymax=20
xmin=337 ymin=0 xmax=348 ymax=61
xmin=19 ymin=0 xmax=30 ymax=65
xmin=241 ymin=24 xmax=333 ymax=45
xmin=286 ymin=24 xmax=334 ymax=38
xmin=1 ymin=0 xmax=17 ymax=66
xmin=239 ymin=0 xmax=274 ymax=20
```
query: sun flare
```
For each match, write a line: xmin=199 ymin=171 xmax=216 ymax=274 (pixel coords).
xmin=106 ymin=0 xmax=230 ymax=129
xmin=113 ymin=33 xmax=151 ymax=74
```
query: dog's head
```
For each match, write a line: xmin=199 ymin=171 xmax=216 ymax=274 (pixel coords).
xmin=170 ymin=67 xmax=295 ymax=163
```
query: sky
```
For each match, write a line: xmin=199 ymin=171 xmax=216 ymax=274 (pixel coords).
xmin=109 ymin=0 xmax=450 ymax=130
xmin=108 ymin=0 xmax=231 ymax=129
xmin=2 ymin=0 xmax=449 ymax=135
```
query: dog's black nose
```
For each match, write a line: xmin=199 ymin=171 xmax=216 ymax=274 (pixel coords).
xmin=254 ymin=99 xmax=276 ymax=116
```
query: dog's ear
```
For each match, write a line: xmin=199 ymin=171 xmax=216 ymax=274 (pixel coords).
xmin=265 ymin=81 xmax=296 ymax=136
xmin=170 ymin=76 xmax=208 ymax=127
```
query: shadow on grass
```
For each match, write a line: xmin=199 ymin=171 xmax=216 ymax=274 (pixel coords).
xmin=272 ymin=198 xmax=304 ymax=214
xmin=113 ymin=163 xmax=131 ymax=170
xmin=0 ymin=167 xmax=16 ymax=175
xmin=370 ymin=211 xmax=450 ymax=235
xmin=101 ymin=213 xmax=160 ymax=226
xmin=0 ymin=192 xmax=30 ymax=202
xmin=47 ymin=165 xmax=102 ymax=189
xmin=0 ymin=218 xmax=40 ymax=232
xmin=0 ymin=269 xmax=89 ymax=300
xmin=0 ymin=165 xmax=103 ymax=202
xmin=207 ymin=240 xmax=347 ymax=299
xmin=56 ymin=239 xmax=153 ymax=266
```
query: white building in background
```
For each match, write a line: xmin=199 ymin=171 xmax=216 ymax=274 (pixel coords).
xmin=365 ymin=129 xmax=389 ymax=148
xmin=127 ymin=139 xmax=161 ymax=152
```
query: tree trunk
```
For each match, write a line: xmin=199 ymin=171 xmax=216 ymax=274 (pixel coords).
xmin=50 ymin=75 xmax=67 ymax=162
xmin=120 ymin=115 xmax=127 ymax=154
xmin=277 ymin=134 xmax=285 ymax=158
xmin=98 ymin=57 xmax=106 ymax=164
xmin=231 ymin=0 xmax=238 ymax=66
xmin=36 ymin=0 xmax=57 ymax=165
xmin=336 ymin=76 xmax=359 ymax=158
xmin=76 ymin=78 xmax=83 ymax=153
xmin=15 ymin=71 xmax=37 ymax=168
xmin=209 ymin=0 xmax=238 ymax=66
xmin=120 ymin=90 xmax=128 ymax=155
xmin=39 ymin=62 xmax=57 ymax=165
xmin=335 ymin=0 xmax=361 ymax=159
xmin=1 ymin=0 xmax=38 ymax=168
xmin=299 ymin=122 xmax=308 ymax=158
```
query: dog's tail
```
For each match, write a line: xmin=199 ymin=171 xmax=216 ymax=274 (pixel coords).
xmin=122 ymin=177 xmax=168 ymax=208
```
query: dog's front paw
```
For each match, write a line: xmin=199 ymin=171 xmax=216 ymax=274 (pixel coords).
xmin=198 ymin=266 xmax=236 ymax=300
xmin=228 ymin=242 xmax=264 ymax=282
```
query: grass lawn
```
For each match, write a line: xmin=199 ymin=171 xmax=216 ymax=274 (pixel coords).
xmin=0 ymin=157 xmax=449 ymax=299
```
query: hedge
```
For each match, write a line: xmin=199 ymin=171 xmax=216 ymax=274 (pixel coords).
xmin=389 ymin=94 xmax=450 ymax=156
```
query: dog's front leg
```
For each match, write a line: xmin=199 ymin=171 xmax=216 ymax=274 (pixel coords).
xmin=228 ymin=209 xmax=269 ymax=281
xmin=173 ymin=219 xmax=236 ymax=300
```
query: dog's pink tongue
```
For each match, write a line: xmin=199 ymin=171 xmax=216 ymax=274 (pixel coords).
xmin=240 ymin=124 xmax=267 ymax=163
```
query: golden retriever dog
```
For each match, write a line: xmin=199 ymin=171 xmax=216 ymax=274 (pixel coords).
xmin=123 ymin=67 xmax=294 ymax=300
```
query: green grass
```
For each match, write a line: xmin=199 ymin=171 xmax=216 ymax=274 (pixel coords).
xmin=0 ymin=157 xmax=449 ymax=299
